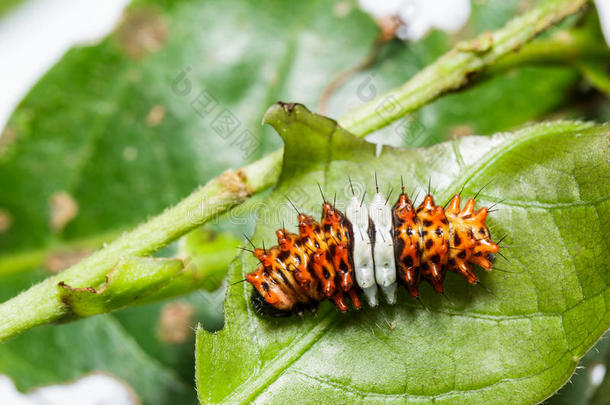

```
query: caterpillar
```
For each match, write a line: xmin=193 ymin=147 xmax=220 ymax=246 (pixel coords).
xmin=243 ymin=178 xmax=500 ymax=317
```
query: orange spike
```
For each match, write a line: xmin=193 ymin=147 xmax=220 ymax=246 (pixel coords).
xmin=430 ymin=278 xmax=444 ymax=294
xmin=476 ymin=239 xmax=499 ymax=254
xmin=447 ymin=194 xmax=461 ymax=215
xmin=265 ymin=291 xmax=281 ymax=305
xmin=333 ymin=245 xmax=354 ymax=291
xmin=253 ymin=248 xmax=274 ymax=267
xmin=247 ymin=271 xmax=281 ymax=305
xmin=473 ymin=207 xmax=489 ymax=222
xmin=432 ymin=206 xmax=445 ymax=216
xmin=420 ymin=195 xmax=436 ymax=211
xmin=245 ymin=271 xmax=260 ymax=285
xmin=398 ymin=192 xmax=411 ymax=206
xmin=276 ymin=229 xmax=295 ymax=251
xmin=461 ymin=198 xmax=476 ymax=217
xmin=403 ymin=266 xmax=417 ymax=285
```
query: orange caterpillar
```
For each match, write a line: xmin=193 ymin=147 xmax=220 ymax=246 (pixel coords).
xmin=245 ymin=181 xmax=500 ymax=316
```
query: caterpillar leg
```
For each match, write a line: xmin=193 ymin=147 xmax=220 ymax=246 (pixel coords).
xmin=347 ymin=288 xmax=362 ymax=310
xmin=330 ymin=290 xmax=349 ymax=313
xmin=452 ymin=261 xmax=478 ymax=284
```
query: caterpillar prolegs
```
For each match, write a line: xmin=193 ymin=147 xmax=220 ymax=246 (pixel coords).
xmin=244 ymin=180 xmax=500 ymax=317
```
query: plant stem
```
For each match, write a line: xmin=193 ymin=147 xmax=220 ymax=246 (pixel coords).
xmin=486 ymin=31 xmax=610 ymax=75
xmin=0 ymin=150 xmax=281 ymax=341
xmin=338 ymin=0 xmax=589 ymax=136
xmin=0 ymin=0 xmax=590 ymax=341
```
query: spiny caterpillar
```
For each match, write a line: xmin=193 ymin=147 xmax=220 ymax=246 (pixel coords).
xmin=243 ymin=177 xmax=500 ymax=317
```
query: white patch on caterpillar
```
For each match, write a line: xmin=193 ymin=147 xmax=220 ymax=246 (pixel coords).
xmin=369 ymin=192 xmax=397 ymax=304
xmin=346 ymin=195 xmax=378 ymax=307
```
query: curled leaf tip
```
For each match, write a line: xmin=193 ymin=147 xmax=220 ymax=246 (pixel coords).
xmin=262 ymin=101 xmax=308 ymax=127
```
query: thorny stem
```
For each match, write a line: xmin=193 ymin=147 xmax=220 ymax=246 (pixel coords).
xmin=0 ymin=0 xmax=592 ymax=341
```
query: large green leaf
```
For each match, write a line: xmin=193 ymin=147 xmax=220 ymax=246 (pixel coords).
xmin=196 ymin=104 xmax=610 ymax=404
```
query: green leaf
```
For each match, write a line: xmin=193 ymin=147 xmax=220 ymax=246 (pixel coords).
xmin=0 ymin=270 xmax=198 ymax=404
xmin=196 ymin=104 xmax=610 ymax=404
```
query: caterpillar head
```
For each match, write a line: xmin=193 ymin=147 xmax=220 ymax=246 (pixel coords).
xmin=246 ymin=267 xmax=293 ymax=311
xmin=250 ymin=289 xmax=292 ymax=317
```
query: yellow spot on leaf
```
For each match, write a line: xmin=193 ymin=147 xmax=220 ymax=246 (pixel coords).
xmin=158 ymin=301 xmax=195 ymax=344
xmin=0 ymin=208 xmax=12 ymax=233
xmin=0 ymin=127 xmax=17 ymax=156
xmin=146 ymin=104 xmax=166 ymax=126
xmin=450 ymin=125 xmax=474 ymax=139
xmin=50 ymin=191 xmax=79 ymax=231
xmin=115 ymin=7 xmax=168 ymax=59
xmin=333 ymin=1 xmax=352 ymax=18
xmin=45 ymin=249 xmax=92 ymax=273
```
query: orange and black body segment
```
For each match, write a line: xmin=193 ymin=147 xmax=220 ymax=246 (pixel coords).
xmin=391 ymin=192 xmax=421 ymax=298
xmin=415 ymin=195 xmax=450 ymax=294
